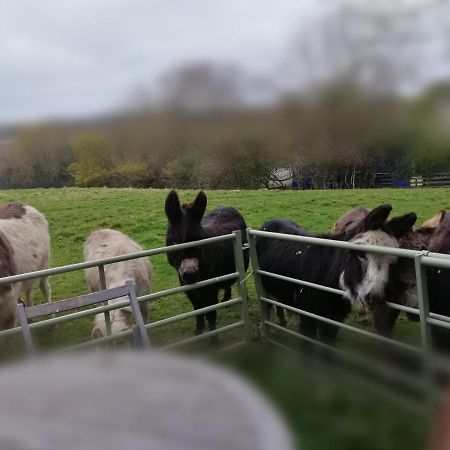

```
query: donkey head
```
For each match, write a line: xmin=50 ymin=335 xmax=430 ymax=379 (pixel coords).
xmin=420 ymin=210 xmax=450 ymax=254
xmin=332 ymin=206 xmax=370 ymax=237
xmin=165 ymin=190 xmax=208 ymax=283
xmin=339 ymin=205 xmax=417 ymax=310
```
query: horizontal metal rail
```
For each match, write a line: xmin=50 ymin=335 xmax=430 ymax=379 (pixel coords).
xmin=0 ymin=298 xmax=133 ymax=338
xmin=60 ymin=297 xmax=244 ymax=352
xmin=422 ymin=251 xmax=450 ymax=261
xmin=215 ymin=341 xmax=246 ymax=354
xmin=0 ymin=233 xmax=235 ymax=287
xmin=257 ymin=269 xmax=344 ymax=296
xmin=147 ymin=297 xmax=241 ymax=331
xmin=427 ymin=317 xmax=450 ymax=330
xmin=378 ymin=303 xmax=450 ymax=329
xmin=248 ymin=229 xmax=450 ymax=261
xmin=162 ymin=321 xmax=245 ymax=349
xmin=261 ymin=296 xmax=421 ymax=354
xmin=62 ymin=329 xmax=134 ymax=352
xmin=420 ymin=256 xmax=450 ymax=269
xmin=428 ymin=311 xmax=450 ymax=325
xmin=64 ymin=299 xmax=244 ymax=352
xmin=136 ymin=272 xmax=239 ymax=304
xmin=385 ymin=302 xmax=420 ymax=316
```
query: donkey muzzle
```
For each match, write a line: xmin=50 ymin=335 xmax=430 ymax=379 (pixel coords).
xmin=179 ymin=258 xmax=200 ymax=283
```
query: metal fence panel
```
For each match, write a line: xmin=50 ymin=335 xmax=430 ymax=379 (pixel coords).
xmin=246 ymin=227 xmax=450 ymax=410
xmin=0 ymin=233 xmax=250 ymax=351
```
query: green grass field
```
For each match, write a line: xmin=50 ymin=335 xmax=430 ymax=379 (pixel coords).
xmin=1 ymin=187 xmax=448 ymax=450
xmin=1 ymin=187 xmax=447 ymax=347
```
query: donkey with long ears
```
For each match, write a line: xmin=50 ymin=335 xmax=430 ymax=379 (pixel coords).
xmin=333 ymin=206 xmax=440 ymax=338
xmin=165 ymin=191 xmax=249 ymax=340
xmin=256 ymin=205 xmax=417 ymax=346
xmin=423 ymin=210 xmax=450 ymax=353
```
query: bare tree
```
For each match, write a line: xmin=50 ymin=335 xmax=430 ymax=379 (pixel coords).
xmin=291 ymin=0 xmax=450 ymax=94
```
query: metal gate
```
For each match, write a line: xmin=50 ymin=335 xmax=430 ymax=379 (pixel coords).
xmin=2 ymin=226 xmax=450 ymax=412
xmin=0 ymin=231 xmax=250 ymax=352
xmin=246 ymin=228 xmax=450 ymax=413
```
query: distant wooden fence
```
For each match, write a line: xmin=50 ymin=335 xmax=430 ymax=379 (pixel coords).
xmin=375 ymin=173 xmax=450 ymax=188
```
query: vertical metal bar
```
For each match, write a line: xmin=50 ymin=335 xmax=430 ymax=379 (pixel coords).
xmin=415 ymin=254 xmax=432 ymax=352
xmin=246 ymin=229 xmax=269 ymax=342
xmin=232 ymin=230 xmax=251 ymax=343
xmin=126 ymin=280 xmax=151 ymax=348
xmin=132 ymin=324 xmax=142 ymax=348
xmin=415 ymin=253 xmax=434 ymax=406
xmin=98 ymin=265 xmax=111 ymax=336
xmin=17 ymin=303 xmax=36 ymax=355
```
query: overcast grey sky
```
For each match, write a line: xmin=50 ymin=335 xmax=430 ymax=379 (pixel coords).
xmin=0 ymin=0 xmax=318 ymax=125
xmin=1 ymin=0 xmax=449 ymax=125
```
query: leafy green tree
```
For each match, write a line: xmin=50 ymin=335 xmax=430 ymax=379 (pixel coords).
xmin=69 ymin=134 xmax=112 ymax=186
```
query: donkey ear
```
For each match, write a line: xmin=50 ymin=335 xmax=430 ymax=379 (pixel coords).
xmin=363 ymin=204 xmax=392 ymax=231
xmin=190 ymin=191 xmax=207 ymax=221
xmin=165 ymin=190 xmax=182 ymax=223
xmin=387 ymin=212 xmax=417 ymax=238
xmin=418 ymin=209 xmax=446 ymax=231
xmin=436 ymin=210 xmax=446 ymax=225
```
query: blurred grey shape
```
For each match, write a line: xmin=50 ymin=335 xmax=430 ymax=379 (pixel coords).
xmin=0 ymin=351 xmax=294 ymax=450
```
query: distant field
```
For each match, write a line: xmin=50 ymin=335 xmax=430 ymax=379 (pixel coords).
xmin=2 ymin=187 xmax=446 ymax=450
xmin=0 ymin=187 xmax=448 ymax=348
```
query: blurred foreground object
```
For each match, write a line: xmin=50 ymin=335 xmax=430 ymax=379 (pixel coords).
xmin=0 ymin=351 xmax=293 ymax=450
xmin=429 ymin=383 xmax=450 ymax=450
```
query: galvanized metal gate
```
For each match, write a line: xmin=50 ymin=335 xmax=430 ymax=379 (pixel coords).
xmin=246 ymin=228 xmax=450 ymax=413
xmin=1 ymin=227 xmax=450 ymax=412
xmin=0 ymin=231 xmax=250 ymax=352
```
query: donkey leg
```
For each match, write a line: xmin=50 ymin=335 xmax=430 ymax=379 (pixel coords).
xmin=221 ymin=286 xmax=232 ymax=303
xmin=319 ymin=323 xmax=340 ymax=346
xmin=195 ymin=313 xmax=205 ymax=336
xmin=206 ymin=309 xmax=217 ymax=332
xmin=39 ymin=277 xmax=51 ymax=304
xmin=299 ymin=316 xmax=319 ymax=354
xmin=0 ymin=312 xmax=17 ymax=362
xmin=276 ymin=306 xmax=287 ymax=327
xmin=205 ymin=310 xmax=219 ymax=346
xmin=319 ymin=303 xmax=350 ymax=347
xmin=23 ymin=282 xmax=34 ymax=308
xmin=188 ymin=292 xmax=205 ymax=336
xmin=373 ymin=303 xmax=406 ymax=365
xmin=373 ymin=303 xmax=400 ymax=338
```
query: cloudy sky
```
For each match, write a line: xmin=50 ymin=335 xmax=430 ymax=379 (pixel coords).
xmin=1 ymin=0 xmax=448 ymax=125
xmin=0 ymin=0 xmax=319 ymax=125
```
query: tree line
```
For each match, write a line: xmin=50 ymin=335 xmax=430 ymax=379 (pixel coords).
xmin=1 ymin=81 xmax=450 ymax=190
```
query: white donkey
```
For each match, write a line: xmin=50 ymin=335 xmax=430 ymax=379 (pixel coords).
xmin=0 ymin=203 xmax=51 ymax=331
xmin=84 ymin=229 xmax=152 ymax=338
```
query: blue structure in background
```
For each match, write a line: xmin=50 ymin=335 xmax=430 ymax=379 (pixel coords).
xmin=393 ymin=178 xmax=411 ymax=188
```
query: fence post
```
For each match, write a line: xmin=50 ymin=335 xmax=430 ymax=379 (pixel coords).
xmin=415 ymin=253 xmax=435 ymax=406
xmin=246 ymin=229 xmax=269 ymax=343
xmin=232 ymin=230 xmax=251 ymax=343
xmin=98 ymin=265 xmax=112 ymax=336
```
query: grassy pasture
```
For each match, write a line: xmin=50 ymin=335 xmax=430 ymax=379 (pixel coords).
xmin=1 ymin=187 xmax=447 ymax=348
xmin=1 ymin=187 xmax=448 ymax=450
